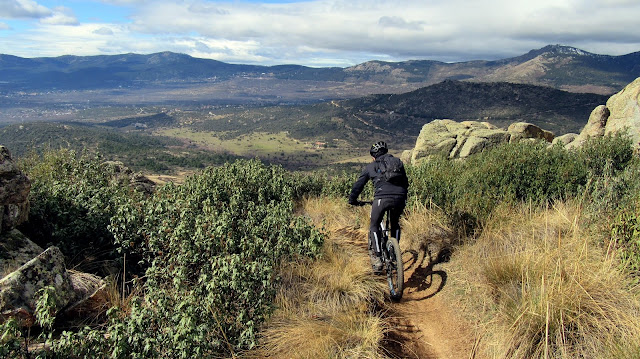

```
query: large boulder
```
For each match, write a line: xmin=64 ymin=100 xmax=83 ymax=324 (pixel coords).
xmin=0 ymin=146 xmax=30 ymax=233
xmin=406 ymin=119 xmax=553 ymax=164
xmin=0 ymin=247 xmax=76 ymax=324
xmin=604 ymin=77 xmax=640 ymax=147
xmin=566 ymin=77 xmax=640 ymax=150
xmin=0 ymin=229 xmax=44 ymax=274
xmin=508 ymin=122 xmax=554 ymax=143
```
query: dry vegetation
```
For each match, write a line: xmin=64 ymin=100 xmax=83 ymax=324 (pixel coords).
xmin=443 ymin=201 xmax=640 ymax=359
xmin=245 ymin=198 xmax=388 ymax=358
xmin=244 ymin=197 xmax=640 ymax=358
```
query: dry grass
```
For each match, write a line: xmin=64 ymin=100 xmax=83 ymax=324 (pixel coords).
xmin=244 ymin=197 xmax=388 ymax=358
xmin=445 ymin=200 xmax=640 ymax=359
xmin=400 ymin=201 xmax=456 ymax=264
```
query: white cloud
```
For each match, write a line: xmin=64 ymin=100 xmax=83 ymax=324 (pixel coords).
xmin=2 ymin=0 xmax=640 ymax=66
xmin=93 ymin=27 xmax=114 ymax=35
xmin=0 ymin=22 xmax=11 ymax=30
xmin=40 ymin=6 xmax=78 ymax=25
xmin=0 ymin=0 xmax=51 ymax=18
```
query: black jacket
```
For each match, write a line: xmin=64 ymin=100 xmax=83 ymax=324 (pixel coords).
xmin=349 ymin=153 xmax=409 ymax=203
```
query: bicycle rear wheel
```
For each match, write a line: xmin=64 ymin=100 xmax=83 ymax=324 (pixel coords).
xmin=385 ymin=237 xmax=404 ymax=301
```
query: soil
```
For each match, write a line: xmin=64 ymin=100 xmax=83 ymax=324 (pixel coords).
xmin=382 ymin=247 xmax=479 ymax=359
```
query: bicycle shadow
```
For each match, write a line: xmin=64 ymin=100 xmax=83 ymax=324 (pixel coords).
xmin=401 ymin=246 xmax=450 ymax=301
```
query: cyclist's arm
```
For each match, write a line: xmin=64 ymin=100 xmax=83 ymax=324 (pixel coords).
xmin=348 ymin=167 xmax=370 ymax=204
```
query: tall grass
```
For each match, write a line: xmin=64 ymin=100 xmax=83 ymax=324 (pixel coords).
xmin=245 ymin=198 xmax=388 ymax=358
xmin=444 ymin=201 xmax=640 ymax=359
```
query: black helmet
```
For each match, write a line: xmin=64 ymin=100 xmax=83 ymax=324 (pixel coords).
xmin=369 ymin=141 xmax=388 ymax=158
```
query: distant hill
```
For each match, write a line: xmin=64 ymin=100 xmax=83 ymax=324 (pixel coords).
xmin=338 ymin=80 xmax=609 ymax=135
xmin=1 ymin=45 xmax=639 ymax=96
xmin=185 ymin=81 xmax=608 ymax=147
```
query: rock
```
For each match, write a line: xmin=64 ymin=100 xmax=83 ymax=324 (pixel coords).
xmin=508 ymin=122 xmax=555 ymax=142
xmin=131 ymin=173 xmax=156 ymax=196
xmin=64 ymin=270 xmax=106 ymax=316
xmin=582 ymin=105 xmax=609 ymax=138
xmin=1 ymin=247 xmax=77 ymax=324
xmin=0 ymin=146 xmax=31 ymax=233
xmin=400 ymin=150 xmax=413 ymax=164
xmin=553 ymin=133 xmax=579 ymax=146
xmin=604 ymin=77 xmax=640 ymax=147
xmin=561 ymin=77 xmax=640 ymax=150
xmin=102 ymin=160 xmax=156 ymax=195
xmin=407 ymin=119 xmax=554 ymax=164
xmin=0 ymin=229 xmax=44 ymax=274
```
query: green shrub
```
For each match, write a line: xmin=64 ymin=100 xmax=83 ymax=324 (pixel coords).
xmin=408 ymin=135 xmax=635 ymax=232
xmin=579 ymin=132 xmax=635 ymax=177
xmin=18 ymin=149 xmax=142 ymax=272
xmin=95 ymin=159 xmax=324 ymax=357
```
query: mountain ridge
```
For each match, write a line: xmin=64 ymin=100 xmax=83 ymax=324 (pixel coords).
xmin=2 ymin=45 xmax=639 ymax=95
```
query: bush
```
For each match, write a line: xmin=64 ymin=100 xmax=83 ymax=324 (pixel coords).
xmin=86 ymin=159 xmax=325 ymax=357
xmin=408 ymin=135 xmax=636 ymax=232
xmin=18 ymin=149 xmax=142 ymax=272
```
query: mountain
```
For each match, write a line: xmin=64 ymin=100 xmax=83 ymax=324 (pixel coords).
xmin=341 ymin=45 xmax=640 ymax=94
xmin=336 ymin=80 xmax=609 ymax=137
xmin=1 ymin=45 xmax=639 ymax=96
xmin=180 ymin=81 xmax=608 ymax=146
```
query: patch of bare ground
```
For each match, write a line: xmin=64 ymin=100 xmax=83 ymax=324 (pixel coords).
xmin=383 ymin=246 xmax=478 ymax=359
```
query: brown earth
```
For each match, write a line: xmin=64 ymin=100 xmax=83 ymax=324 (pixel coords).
xmin=383 ymin=248 xmax=479 ymax=359
xmin=342 ymin=229 xmax=479 ymax=359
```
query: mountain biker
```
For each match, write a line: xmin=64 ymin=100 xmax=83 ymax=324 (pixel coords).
xmin=348 ymin=141 xmax=409 ymax=273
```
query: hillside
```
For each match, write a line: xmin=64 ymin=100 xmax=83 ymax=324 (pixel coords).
xmin=1 ymin=45 xmax=638 ymax=100
xmin=339 ymin=80 xmax=609 ymax=135
xmin=0 ymin=80 xmax=609 ymax=173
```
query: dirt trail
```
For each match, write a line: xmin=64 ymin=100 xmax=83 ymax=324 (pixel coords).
xmin=384 ymin=248 xmax=478 ymax=359
xmin=338 ymin=228 xmax=477 ymax=358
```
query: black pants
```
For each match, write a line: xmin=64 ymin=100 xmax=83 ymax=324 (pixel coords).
xmin=369 ymin=197 xmax=406 ymax=256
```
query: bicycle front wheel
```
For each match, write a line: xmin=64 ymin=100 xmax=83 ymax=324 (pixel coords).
xmin=385 ymin=237 xmax=404 ymax=301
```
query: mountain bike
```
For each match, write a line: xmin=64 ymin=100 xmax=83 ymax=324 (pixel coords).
xmin=360 ymin=201 xmax=404 ymax=301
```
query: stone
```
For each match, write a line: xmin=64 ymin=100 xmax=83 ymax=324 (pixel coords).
xmin=0 ymin=146 xmax=31 ymax=233
xmin=604 ymin=77 xmax=640 ymax=148
xmin=508 ymin=122 xmax=554 ymax=142
xmin=407 ymin=119 xmax=553 ymax=164
xmin=1 ymin=246 xmax=77 ymax=324
xmin=553 ymin=133 xmax=579 ymax=146
xmin=102 ymin=160 xmax=156 ymax=195
xmin=562 ymin=77 xmax=640 ymax=150
xmin=581 ymin=105 xmax=609 ymax=138
xmin=0 ymin=229 xmax=44 ymax=275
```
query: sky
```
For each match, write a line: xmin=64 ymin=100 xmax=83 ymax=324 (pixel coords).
xmin=1 ymin=0 xmax=639 ymax=67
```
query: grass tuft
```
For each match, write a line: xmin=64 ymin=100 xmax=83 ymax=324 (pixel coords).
xmin=446 ymin=201 xmax=640 ymax=359
xmin=245 ymin=197 xmax=388 ymax=358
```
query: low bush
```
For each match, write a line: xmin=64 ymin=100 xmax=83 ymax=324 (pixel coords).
xmin=53 ymin=159 xmax=324 ymax=357
xmin=408 ymin=134 xmax=635 ymax=232
xmin=18 ymin=149 xmax=142 ymax=273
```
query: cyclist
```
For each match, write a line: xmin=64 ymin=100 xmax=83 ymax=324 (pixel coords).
xmin=348 ymin=141 xmax=409 ymax=273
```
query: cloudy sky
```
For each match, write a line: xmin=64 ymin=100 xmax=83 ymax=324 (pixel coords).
xmin=1 ymin=0 xmax=639 ymax=67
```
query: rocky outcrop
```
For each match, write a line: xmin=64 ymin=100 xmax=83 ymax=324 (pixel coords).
xmin=0 ymin=146 xmax=30 ymax=234
xmin=0 ymin=229 xmax=44 ymax=274
xmin=565 ymin=77 xmax=640 ymax=149
xmin=103 ymin=160 xmax=156 ymax=195
xmin=604 ymin=77 xmax=640 ymax=146
xmin=403 ymin=119 xmax=554 ymax=164
xmin=0 ymin=247 xmax=77 ymax=325
xmin=0 ymin=145 xmax=105 ymax=326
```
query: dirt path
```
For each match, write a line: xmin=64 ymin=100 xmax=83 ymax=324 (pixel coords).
xmin=337 ymin=227 xmax=478 ymax=358
xmin=383 ymin=248 xmax=478 ymax=359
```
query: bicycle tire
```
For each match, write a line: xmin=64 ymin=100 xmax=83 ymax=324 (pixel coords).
xmin=385 ymin=236 xmax=404 ymax=301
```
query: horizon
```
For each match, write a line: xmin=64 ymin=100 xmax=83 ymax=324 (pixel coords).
xmin=1 ymin=1 xmax=640 ymax=67
xmin=1 ymin=44 xmax=638 ymax=69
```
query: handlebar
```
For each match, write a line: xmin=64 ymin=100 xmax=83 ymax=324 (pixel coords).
xmin=350 ymin=200 xmax=372 ymax=206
